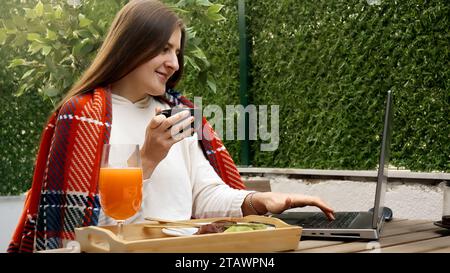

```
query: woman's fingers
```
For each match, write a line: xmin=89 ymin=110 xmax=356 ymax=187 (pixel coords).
xmin=171 ymin=127 xmax=195 ymax=143
xmin=149 ymin=110 xmax=194 ymax=140
xmin=312 ymin=198 xmax=335 ymax=220
xmin=261 ymin=193 xmax=335 ymax=220
xmin=326 ymin=211 xmax=336 ymax=220
xmin=155 ymin=106 xmax=162 ymax=115
xmin=149 ymin=113 xmax=166 ymax=129
xmin=168 ymin=116 xmax=194 ymax=139
xmin=141 ymin=109 xmax=194 ymax=171
xmin=161 ymin=110 xmax=191 ymax=131
xmin=291 ymin=195 xmax=335 ymax=220
xmin=313 ymin=198 xmax=334 ymax=213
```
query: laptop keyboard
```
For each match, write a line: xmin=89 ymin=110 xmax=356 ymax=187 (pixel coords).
xmin=299 ymin=212 xmax=359 ymax=229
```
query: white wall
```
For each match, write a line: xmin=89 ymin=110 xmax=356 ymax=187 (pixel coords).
xmin=0 ymin=195 xmax=25 ymax=252
xmin=269 ymin=176 xmax=444 ymax=221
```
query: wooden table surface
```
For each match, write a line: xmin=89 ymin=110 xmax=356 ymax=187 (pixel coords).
xmin=293 ymin=219 xmax=450 ymax=253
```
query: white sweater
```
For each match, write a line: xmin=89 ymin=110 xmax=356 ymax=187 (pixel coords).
xmin=98 ymin=94 xmax=251 ymax=225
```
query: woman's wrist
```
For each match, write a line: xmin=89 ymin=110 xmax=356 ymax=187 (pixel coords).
xmin=140 ymin=151 xmax=158 ymax=179
xmin=243 ymin=192 xmax=268 ymax=215
xmin=252 ymin=192 xmax=269 ymax=215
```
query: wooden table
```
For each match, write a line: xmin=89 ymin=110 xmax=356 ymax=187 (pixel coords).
xmin=293 ymin=219 xmax=450 ymax=253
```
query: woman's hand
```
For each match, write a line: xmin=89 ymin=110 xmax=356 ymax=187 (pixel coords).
xmin=140 ymin=107 xmax=194 ymax=179
xmin=243 ymin=192 xmax=335 ymax=220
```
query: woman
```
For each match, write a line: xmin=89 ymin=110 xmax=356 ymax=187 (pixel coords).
xmin=9 ymin=0 xmax=334 ymax=253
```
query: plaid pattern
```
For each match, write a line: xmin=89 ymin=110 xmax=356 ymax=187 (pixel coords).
xmin=163 ymin=89 xmax=245 ymax=190
xmin=8 ymin=88 xmax=111 ymax=253
xmin=8 ymin=87 xmax=244 ymax=253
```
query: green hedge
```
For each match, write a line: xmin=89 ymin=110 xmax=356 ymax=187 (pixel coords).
xmin=246 ymin=0 xmax=449 ymax=171
xmin=0 ymin=0 xmax=55 ymax=195
xmin=0 ymin=0 xmax=448 ymax=195
xmin=0 ymin=46 xmax=53 ymax=194
xmin=186 ymin=0 xmax=449 ymax=171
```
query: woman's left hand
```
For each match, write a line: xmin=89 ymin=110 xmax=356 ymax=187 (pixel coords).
xmin=245 ymin=192 xmax=335 ymax=220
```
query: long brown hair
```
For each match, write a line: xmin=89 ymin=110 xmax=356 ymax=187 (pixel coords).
xmin=57 ymin=0 xmax=185 ymax=108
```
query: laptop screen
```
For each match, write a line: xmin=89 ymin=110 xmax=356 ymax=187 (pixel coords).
xmin=372 ymin=90 xmax=393 ymax=228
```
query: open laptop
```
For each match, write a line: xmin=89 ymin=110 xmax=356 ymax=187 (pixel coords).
xmin=272 ymin=90 xmax=393 ymax=240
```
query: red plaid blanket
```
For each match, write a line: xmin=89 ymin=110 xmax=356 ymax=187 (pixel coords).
xmin=8 ymin=87 xmax=244 ymax=252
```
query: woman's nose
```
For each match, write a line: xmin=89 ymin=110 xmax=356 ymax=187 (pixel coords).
xmin=166 ymin=52 xmax=179 ymax=72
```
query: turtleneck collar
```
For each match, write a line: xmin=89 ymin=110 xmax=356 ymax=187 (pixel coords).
xmin=111 ymin=93 xmax=152 ymax=109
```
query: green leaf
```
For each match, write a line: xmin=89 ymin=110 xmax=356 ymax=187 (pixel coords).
xmin=207 ymin=79 xmax=217 ymax=93
xmin=87 ymin=25 xmax=100 ymax=39
xmin=172 ymin=7 xmax=188 ymax=14
xmin=175 ymin=0 xmax=187 ymax=8
xmin=207 ymin=4 xmax=224 ymax=14
xmin=80 ymin=41 xmax=94 ymax=56
xmin=53 ymin=41 xmax=62 ymax=50
xmin=45 ymin=56 xmax=57 ymax=74
xmin=192 ymin=47 xmax=206 ymax=60
xmin=206 ymin=12 xmax=225 ymax=22
xmin=72 ymin=38 xmax=94 ymax=57
xmin=73 ymin=29 xmax=91 ymax=39
xmin=14 ymin=84 xmax=29 ymax=97
xmin=79 ymin=14 xmax=93 ymax=28
xmin=27 ymin=33 xmax=45 ymax=43
xmin=21 ymin=69 xmax=36 ymax=80
xmin=185 ymin=55 xmax=200 ymax=71
xmin=191 ymin=47 xmax=210 ymax=67
xmin=27 ymin=33 xmax=40 ymax=41
xmin=196 ymin=0 xmax=213 ymax=7
xmin=185 ymin=27 xmax=197 ymax=39
xmin=54 ymin=5 xmax=63 ymax=19
xmin=42 ymin=45 xmax=52 ymax=56
xmin=42 ymin=85 xmax=60 ymax=97
xmin=35 ymin=1 xmax=44 ymax=17
xmin=8 ymin=59 xmax=27 ymax=68
xmin=28 ymin=42 xmax=44 ymax=54
xmin=46 ymin=29 xmax=57 ymax=41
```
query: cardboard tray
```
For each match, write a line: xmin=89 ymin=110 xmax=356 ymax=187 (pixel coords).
xmin=75 ymin=215 xmax=302 ymax=253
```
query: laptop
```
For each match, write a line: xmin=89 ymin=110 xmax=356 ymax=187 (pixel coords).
xmin=272 ymin=90 xmax=393 ymax=240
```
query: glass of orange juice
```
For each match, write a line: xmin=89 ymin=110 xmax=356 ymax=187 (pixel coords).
xmin=99 ymin=144 xmax=143 ymax=239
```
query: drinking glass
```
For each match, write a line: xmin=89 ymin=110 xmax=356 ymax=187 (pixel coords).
xmin=99 ymin=144 xmax=143 ymax=239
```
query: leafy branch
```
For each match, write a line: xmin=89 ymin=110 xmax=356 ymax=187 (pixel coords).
xmin=0 ymin=0 xmax=225 ymax=105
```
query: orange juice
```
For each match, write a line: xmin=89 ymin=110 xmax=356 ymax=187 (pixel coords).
xmin=99 ymin=167 xmax=143 ymax=220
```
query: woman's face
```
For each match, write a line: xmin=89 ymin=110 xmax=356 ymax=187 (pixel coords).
xmin=130 ymin=27 xmax=182 ymax=98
